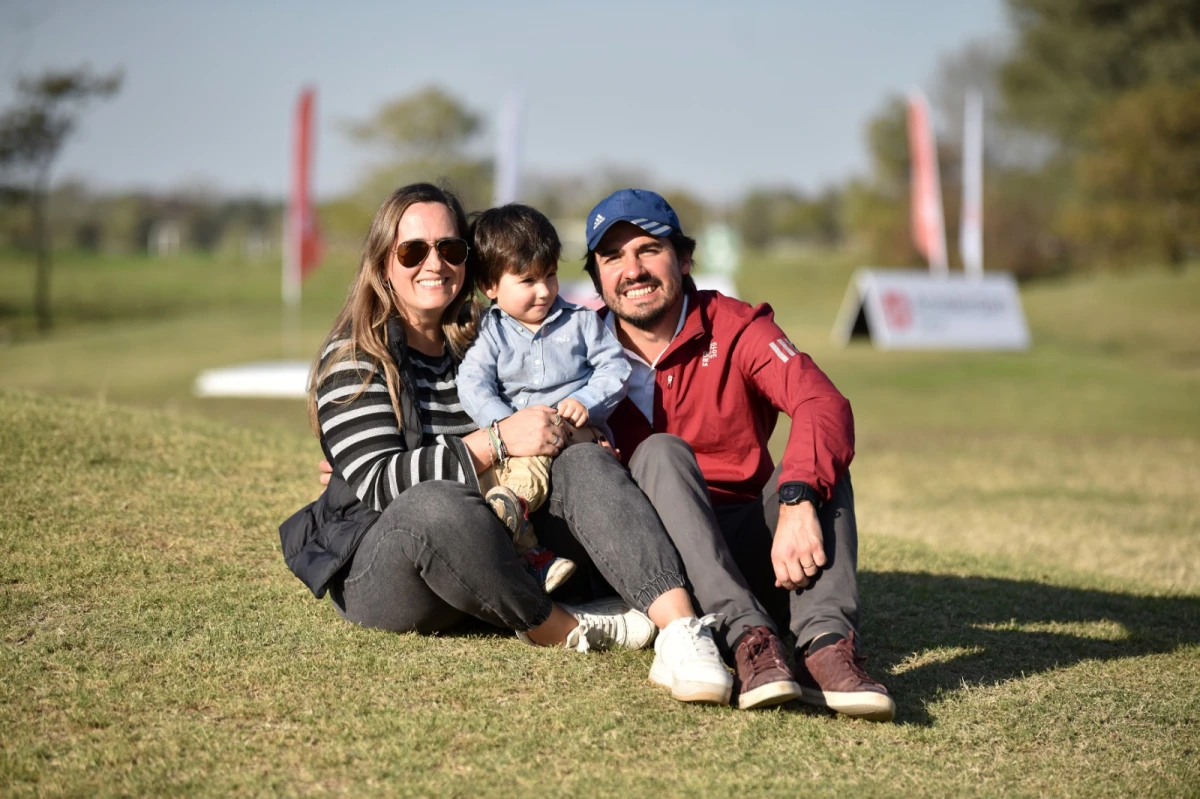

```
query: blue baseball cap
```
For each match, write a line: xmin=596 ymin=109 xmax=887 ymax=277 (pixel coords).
xmin=585 ymin=189 xmax=682 ymax=252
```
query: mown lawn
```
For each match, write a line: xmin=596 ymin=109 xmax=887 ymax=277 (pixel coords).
xmin=1 ymin=249 xmax=1198 ymax=796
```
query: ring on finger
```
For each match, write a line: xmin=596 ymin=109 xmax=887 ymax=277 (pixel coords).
xmin=550 ymin=413 xmax=562 ymax=426
xmin=553 ymin=434 xmax=561 ymax=447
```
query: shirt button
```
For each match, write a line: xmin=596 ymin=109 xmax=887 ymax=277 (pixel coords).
xmin=535 ymin=359 xmax=541 ymax=365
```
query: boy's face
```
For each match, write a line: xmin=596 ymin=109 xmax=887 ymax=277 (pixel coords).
xmin=484 ymin=265 xmax=559 ymax=329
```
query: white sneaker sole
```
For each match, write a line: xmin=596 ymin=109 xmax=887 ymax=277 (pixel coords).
xmin=798 ymin=686 xmax=896 ymax=721
xmin=649 ymin=658 xmax=733 ymax=705
xmin=542 ymin=558 xmax=576 ymax=593
xmin=737 ymin=678 xmax=802 ymax=710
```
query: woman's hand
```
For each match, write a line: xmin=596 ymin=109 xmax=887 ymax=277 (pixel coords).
xmin=497 ymin=405 xmax=566 ymax=458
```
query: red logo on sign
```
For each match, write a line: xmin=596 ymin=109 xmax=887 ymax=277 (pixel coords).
xmin=881 ymin=289 xmax=913 ymax=330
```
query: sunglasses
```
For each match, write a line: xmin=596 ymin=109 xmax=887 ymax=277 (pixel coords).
xmin=391 ymin=237 xmax=470 ymax=268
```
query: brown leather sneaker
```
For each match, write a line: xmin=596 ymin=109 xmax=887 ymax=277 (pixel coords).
xmin=733 ymin=626 xmax=802 ymax=710
xmin=796 ymin=633 xmax=896 ymax=721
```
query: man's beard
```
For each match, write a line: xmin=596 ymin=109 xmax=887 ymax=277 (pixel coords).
xmin=604 ymin=274 xmax=681 ymax=330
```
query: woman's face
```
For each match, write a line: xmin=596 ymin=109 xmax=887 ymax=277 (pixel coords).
xmin=387 ymin=202 xmax=467 ymax=325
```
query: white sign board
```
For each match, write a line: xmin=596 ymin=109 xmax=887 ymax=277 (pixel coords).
xmin=833 ymin=269 xmax=1030 ymax=351
xmin=194 ymin=360 xmax=312 ymax=398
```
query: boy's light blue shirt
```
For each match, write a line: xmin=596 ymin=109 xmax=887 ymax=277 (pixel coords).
xmin=458 ymin=295 xmax=632 ymax=428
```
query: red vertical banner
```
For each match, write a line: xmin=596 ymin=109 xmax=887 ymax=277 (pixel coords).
xmin=285 ymin=87 xmax=322 ymax=307
xmin=907 ymin=91 xmax=948 ymax=274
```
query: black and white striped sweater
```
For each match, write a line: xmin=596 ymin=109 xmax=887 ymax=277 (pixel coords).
xmin=316 ymin=336 xmax=479 ymax=513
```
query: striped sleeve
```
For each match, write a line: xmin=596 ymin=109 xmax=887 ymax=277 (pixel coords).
xmin=316 ymin=341 xmax=471 ymax=512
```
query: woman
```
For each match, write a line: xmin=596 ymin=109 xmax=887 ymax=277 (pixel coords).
xmin=279 ymin=183 xmax=734 ymax=705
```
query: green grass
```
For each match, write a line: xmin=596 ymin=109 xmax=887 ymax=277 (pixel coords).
xmin=2 ymin=248 xmax=1199 ymax=795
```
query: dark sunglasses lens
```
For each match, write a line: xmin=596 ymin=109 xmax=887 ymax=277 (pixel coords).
xmin=395 ymin=240 xmax=431 ymax=267
xmin=437 ymin=239 xmax=469 ymax=266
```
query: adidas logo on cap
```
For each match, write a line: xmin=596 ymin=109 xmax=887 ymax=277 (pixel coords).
xmin=592 ymin=214 xmax=605 ymax=230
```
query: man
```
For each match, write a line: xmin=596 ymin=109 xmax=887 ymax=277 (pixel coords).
xmin=583 ymin=188 xmax=895 ymax=721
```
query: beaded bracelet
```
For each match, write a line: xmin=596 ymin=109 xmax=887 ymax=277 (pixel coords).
xmin=489 ymin=420 xmax=509 ymax=464
xmin=485 ymin=427 xmax=502 ymax=465
xmin=486 ymin=425 xmax=502 ymax=464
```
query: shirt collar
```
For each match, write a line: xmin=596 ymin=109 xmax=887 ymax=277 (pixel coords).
xmin=604 ymin=294 xmax=689 ymax=367
xmin=489 ymin=294 xmax=578 ymax=334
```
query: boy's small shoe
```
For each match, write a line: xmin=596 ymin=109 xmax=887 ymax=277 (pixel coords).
xmin=485 ymin=485 xmax=528 ymax=547
xmin=522 ymin=547 xmax=576 ymax=593
xmin=649 ymin=614 xmax=733 ymax=705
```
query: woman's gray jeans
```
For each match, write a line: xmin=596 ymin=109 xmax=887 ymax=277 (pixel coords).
xmin=329 ymin=443 xmax=688 ymax=635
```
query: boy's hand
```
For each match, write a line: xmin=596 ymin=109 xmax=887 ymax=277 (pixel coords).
xmin=556 ymin=398 xmax=588 ymax=428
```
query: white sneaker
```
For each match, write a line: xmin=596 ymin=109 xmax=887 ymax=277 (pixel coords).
xmin=516 ymin=597 xmax=657 ymax=653
xmin=649 ymin=614 xmax=733 ymax=705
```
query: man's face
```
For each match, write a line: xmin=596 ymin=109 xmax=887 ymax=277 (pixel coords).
xmin=592 ymin=222 xmax=691 ymax=330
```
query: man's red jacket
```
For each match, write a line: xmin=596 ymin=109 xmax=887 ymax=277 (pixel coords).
xmin=605 ymin=290 xmax=855 ymax=506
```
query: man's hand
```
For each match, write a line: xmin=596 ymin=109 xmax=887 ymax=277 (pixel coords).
xmin=318 ymin=459 xmax=332 ymax=487
xmin=556 ymin=398 xmax=588 ymax=428
xmin=771 ymin=501 xmax=826 ymax=590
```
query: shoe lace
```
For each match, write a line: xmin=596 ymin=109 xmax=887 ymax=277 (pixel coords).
xmin=829 ymin=638 xmax=874 ymax=683
xmin=572 ymin=610 xmax=627 ymax=653
xmin=740 ymin=626 xmax=786 ymax=677
xmin=568 ymin=622 xmax=594 ymax=653
xmin=671 ymin=614 xmax=723 ymax=660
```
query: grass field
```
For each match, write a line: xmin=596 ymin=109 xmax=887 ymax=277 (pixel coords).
xmin=2 ymin=247 xmax=1199 ymax=796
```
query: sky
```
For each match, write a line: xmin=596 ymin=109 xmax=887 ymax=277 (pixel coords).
xmin=0 ymin=0 xmax=1010 ymax=204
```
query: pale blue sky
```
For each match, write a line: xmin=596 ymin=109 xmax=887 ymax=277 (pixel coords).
xmin=0 ymin=0 xmax=1008 ymax=203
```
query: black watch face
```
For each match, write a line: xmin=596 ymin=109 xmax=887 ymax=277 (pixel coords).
xmin=780 ymin=484 xmax=803 ymax=504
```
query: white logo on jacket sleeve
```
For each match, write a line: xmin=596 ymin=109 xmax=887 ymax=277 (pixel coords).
xmin=701 ymin=341 xmax=719 ymax=366
xmin=768 ymin=337 xmax=798 ymax=363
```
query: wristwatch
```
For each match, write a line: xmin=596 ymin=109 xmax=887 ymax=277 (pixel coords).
xmin=779 ymin=481 xmax=822 ymax=509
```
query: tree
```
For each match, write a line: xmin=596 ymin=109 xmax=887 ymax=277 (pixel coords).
xmin=0 ymin=67 xmax=121 ymax=331
xmin=1001 ymin=0 xmax=1200 ymax=148
xmin=1064 ymin=79 xmax=1200 ymax=268
xmin=998 ymin=0 xmax=1200 ymax=269
xmin=344 ymin=86 xmax=492 ymax=212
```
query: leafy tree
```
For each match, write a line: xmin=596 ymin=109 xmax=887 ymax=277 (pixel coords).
xmin=344 ymin=86 xmax=492 ymax=212
xmin=842 ymin=96 xmax=923 ymax=267
xmin=999 ymin=0 xmax=1200 ymax=268
xmin=1002 ymin=0 xmax=1200 ymax=148
xmin=735 ymin=188 xmax=843 ymax=250
xmin=1064 ymin=79 xmax=1200 ymax=268
xmin=0 ymin=67 xmax=121 ymax=331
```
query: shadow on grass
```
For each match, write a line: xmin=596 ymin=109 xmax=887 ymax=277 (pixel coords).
xmin=334 ymin=571 xmax=1199 ymax=727
xmin=856 ymin=572 xmax=1200 ymax=726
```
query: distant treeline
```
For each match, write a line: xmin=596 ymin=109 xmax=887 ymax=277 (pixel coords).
xmin=0 ymin=181 xmax=283 ymax=258
xmin=2 ymin=0 xmax=1195 ymax=280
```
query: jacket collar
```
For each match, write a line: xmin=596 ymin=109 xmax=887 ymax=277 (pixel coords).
xmin=385 ymin=315 xmax=410 ymax=365
xmin=660 ymin=288 xmax=709 ymax=362
xmin=600 ymin=289 xmax=708 ymax=366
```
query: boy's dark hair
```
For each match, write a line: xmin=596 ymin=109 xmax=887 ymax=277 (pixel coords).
xmin=469 ymin=204 xmax=561 ymax=289
xmin=582 ymin=230 xmax=698 ymax=296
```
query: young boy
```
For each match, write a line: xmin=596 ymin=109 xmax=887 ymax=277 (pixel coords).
xmin=459 ymin=204 xmax=632 ymax=593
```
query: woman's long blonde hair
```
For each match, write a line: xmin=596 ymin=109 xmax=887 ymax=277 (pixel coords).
xmin=307 ymin=183 xmax=480 ymax=436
